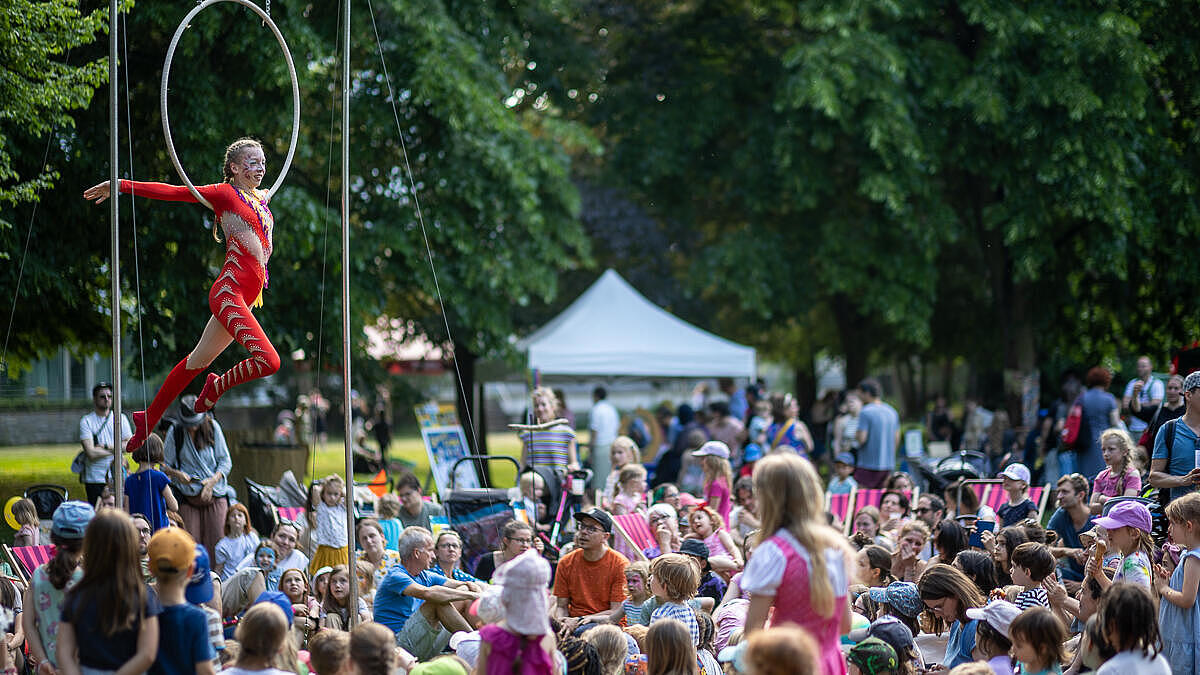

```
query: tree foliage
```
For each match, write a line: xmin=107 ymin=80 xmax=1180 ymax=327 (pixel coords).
xmin=1 ymin=0 xmax=591 ymax=379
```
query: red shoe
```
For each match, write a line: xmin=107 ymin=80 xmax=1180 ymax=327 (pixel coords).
xmin=193 ymin=373 xmax=220 ymax=413
xmin=125 ymin=410 xmax=148 ymax=453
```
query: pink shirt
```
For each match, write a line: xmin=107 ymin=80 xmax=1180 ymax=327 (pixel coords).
xmin=1093 ymin=465 xmax=1141 ymax=499
xmin=706 ymin=475 xmax=732 ymax=525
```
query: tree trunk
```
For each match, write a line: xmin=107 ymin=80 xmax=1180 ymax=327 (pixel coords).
xmin=831 ymin=294 xmax=870 ymax=389
xmin=451 ymin=341 xmax=489 ymax=484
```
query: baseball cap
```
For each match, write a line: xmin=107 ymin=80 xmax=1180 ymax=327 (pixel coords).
xmin=847 ymin=637 xmax=898 ymax=675
xmin=692 ymin=441 xmax=730 ymax=459
xmin=51 ymin=501 xmax=95 ymax=539
xmin=834 ymin=452 xmax=856 ymax=466
xmin=148 ymin=527 xmax=197 ymax=575
xmin=742 ymin=442 xmax=764 ymax=462
xmin=1094 ymin=500 xmax=1153 ymax=533
xmin=1185 ymin=371 xmax=1200 ymax=393
xmin=679 ymin=539 xmax=710 ymax=559
xmin=254 ymin=590 xmax=294 ymax=626
xmin=186 ymin=543 xmax=214 ymax=604
xmin=572 ymin=507 xmax=613 ymax=533
xmin=848 ymin=615 xmax=914 ymax=655
xmin=1000 ymin=463 xmax=1031 ymax=483
xmin=867 ymin=581 xmax=922 ymax=619
xmin=965 ymin=599 xmax=1021 ymax=640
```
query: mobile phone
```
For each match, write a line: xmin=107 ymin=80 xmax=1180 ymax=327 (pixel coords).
xmin=968 ymin=520 xmax=995 ymax=549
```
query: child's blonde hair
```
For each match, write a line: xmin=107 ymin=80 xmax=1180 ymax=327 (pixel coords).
xmin=690 ymin=505 xmax=726 ymax=532
xmin=755 ymin=454 xmax=851 ymax=619
xmin=1099 ymin=428 xmax=1135 ymax=484
xmin=583 ymin=624 xmax=628 ymax=675
xmin=319 ymin=474 xmax=346 ymax=501
xmin=742 ymin=624 xmax=820 ymax=675
xmin=235 ymin=602 xmax=288 ymax=662
xmin=701 ymin=454 xmax=733 ymax=491
xmin=11 ymin=498 xmax=37 ymax=528
xmin=355 ymin=559 xmax=377 ymax=597
xmin=610 ymin=435 xmax=641 ymax=465
xmin=649 ymin=553 xmax=699 ymax=603
xmin=645 ymin=619 xmax=696 ymax=675
xmin=1166 ymin=492 xmax=1200 ymax=529
xmin=377 ymin=492 xmax=401 ymax=520
xmin=613 ymin=464 xmax=647 ymax=500
xmin=625 ymin=559 xmax=651 ymax=586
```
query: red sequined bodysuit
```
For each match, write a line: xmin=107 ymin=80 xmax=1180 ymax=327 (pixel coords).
xmin=119 ymin=180 xmax=281 ymax=451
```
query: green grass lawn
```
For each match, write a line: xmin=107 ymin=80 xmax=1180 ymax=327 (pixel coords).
xmin=0 ymin=432 xmax=526 ymax=543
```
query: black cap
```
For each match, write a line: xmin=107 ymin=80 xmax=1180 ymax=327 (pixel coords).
xmin=572 ymin=508 xmax=613 ymax=533
xmin=680 ymin=538 xmax=710 ymax=559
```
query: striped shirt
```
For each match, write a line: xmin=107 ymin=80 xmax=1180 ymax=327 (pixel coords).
xmin=1015 ymin=586 xmax=1049 ymax=611
xmin=651 ymin=601 xmax=699 ymax=646
xmin=522 ymin=426 xmax=575 ymax=473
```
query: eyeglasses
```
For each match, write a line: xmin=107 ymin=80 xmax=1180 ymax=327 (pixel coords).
xmin=507 ymin=537 xmax=533 ymax=545
xmin=437 ymin=542 xmax=461 ymax=550
xmin=577 ymin=525 xmax=605 ymax=535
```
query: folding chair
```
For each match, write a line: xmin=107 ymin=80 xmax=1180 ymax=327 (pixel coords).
xmin=611 ymin=513 xmax=654 ymax=562
xmin=826 ymin=490 xmax=856 ymax=535
xmin=854 ymin=488 xmax=915 ymax=510
xmin=5 ymin=544 xmax=54 ymax=582
xmin=1030 ymin=485 xmax=1050 ymax=520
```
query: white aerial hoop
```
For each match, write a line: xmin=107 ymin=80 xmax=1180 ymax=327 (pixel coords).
xmin=161 ymin=0 xmax=301 ymax=209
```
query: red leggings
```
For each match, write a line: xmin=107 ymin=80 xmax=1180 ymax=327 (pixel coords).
xmin=131 ymin=244 xmax=279 ymax=447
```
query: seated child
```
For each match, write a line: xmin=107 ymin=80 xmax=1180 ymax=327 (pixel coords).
xmin=1010 ymin=542 xmax=1056 ymax=610
xmin=608 ymin=560 xmax=653 ymax=626
xmin=997 ymin=464 xmax=1038 ymax=527
xmin=648 ymin=553 xmax=701 ymax=646
xmin=828 ymin=453 xmax=859 ymax=495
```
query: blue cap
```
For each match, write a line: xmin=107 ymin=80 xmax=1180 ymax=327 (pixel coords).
xmin=868 ymin=581 xmax=923 ymax=619
xmin=834 ymin=452 xmax=856 ymax=466
xmin=51 ymin=501 xmax=95 ymax=539
xmin=254 ymin=590 xmax=294 ymax=626
xmin=186 ymin=544 xmax=214 ymax=604
xmin=742 ymin=443 xmax=763 ymax=462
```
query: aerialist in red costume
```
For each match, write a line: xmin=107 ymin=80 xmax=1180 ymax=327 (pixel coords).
xmin=84 ymin=138 xmax=281 ymax=452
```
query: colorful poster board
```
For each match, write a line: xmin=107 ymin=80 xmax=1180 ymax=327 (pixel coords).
xmin=418 ymin=424 xmax=479 ymax=497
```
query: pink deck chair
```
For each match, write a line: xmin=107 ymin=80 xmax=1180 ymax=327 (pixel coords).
xmin=853 ymin=488 xmax=916 ymax=510
xmin=277 ymin=506 xmax=305 ymax=524
xmin=611 ymin=512 xmax=654 ymax=561
xmin=826 ymin=491 xmax=856 ymax=535
xmin=5 ymin=544 xmax=54 ymax=582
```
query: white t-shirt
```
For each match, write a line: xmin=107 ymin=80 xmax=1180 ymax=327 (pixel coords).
xmin=1123 ymin=377 xmax=1164 ymax=433
xmin=78 ymin=411 xmax=132 ymax=483
xmin=590 ymin=401 xmax=619 ymax=449
xmin=740 ymin=528 xmax=848 ymax=597
xmin=1096 ymin=650 xmax=1171 ymax=675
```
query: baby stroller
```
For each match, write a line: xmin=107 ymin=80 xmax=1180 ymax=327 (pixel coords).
xmin=443 ymin=455 xmax=522 ymax=570
xmin=915 ymin=450 xmax=987 ymax=496
xmin=520 ymin=465 xmax=593 ymax=553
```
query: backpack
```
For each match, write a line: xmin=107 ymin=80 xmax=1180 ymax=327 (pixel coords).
xmin=1059 ymin=395 xmax=1084 ymax=449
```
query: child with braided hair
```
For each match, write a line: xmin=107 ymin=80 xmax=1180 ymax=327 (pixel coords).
xmin=84 ymin=138 xmax=282 ymax=452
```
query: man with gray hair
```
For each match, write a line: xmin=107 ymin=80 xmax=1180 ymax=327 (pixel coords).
xmin=373 ymin=526 xmax=479 ymax=659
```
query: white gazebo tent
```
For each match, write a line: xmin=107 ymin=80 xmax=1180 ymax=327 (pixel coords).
xmin=520 ymin=269 xmax=756 ymax=378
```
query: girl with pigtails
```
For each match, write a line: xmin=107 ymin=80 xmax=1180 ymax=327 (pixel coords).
xmin=84 ymin=138 xmax=282 ymax=452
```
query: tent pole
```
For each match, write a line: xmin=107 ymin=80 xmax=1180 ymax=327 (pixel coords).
xmin=339 ymin=0 xmax=357 ymax=628
xmin=109 ymin=0 xmax=124 ymax=508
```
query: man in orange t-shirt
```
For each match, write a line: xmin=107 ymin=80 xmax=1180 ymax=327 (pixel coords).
xmin=553 ymin=508 xmax=628 ymax=630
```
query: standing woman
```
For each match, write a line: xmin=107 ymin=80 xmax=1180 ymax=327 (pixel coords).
xmin=742 ymin=454 xmax=853 ymax=674
xmin=1077 ymin=366 xmax=1121 ymax=480
xmin=162 ymin=396 xmax=235 ymax=556
xmin=57 ymin=509 xmax=161 ymax=675
xmin=520 ymin=387 xmax=579 ymax=478
xmin=764 ymin=393 xmax=815 ymax=456
xmin=84 ymin=138 xmax=283 ymax=453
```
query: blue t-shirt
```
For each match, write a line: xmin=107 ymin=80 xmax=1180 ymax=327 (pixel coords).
xmin=151 ymin=603 xmax=215 ymax=675
xmin=378 ymin=518 xmax=402 ymax=551
xmin=1152 ymin=419 xmax=1200 ymax=503
xmin=373 ymin=565 xmax=448 ymax=633
xmin=62 ymin=585 xmax=163 ymax=670
xmin=945 ymin=618 xmax=978 ymax=669
xmin=126 ymin=468 xmax=172 ymax=530
xmin=1046 ymin=508 xmax=1094 ymax=581
xmin=857 ymin=401 xmax=900 ymax=471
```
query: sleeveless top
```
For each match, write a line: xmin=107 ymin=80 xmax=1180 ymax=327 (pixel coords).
xmin=1159 ymin=548 xmax=1200 ymax=674
xmin=767 ymin=534 xmax=847 ymax=675
xmin=479 ymin=624 xmax=555 ymax=675
xmin=703 ymin=531 xmax=730 ymax=559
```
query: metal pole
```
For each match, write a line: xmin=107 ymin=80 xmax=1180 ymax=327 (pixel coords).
xmin=341 ymin=0 xmax=357 ymax=627
xmin=109 ymin=0 xmax=124 ymax=508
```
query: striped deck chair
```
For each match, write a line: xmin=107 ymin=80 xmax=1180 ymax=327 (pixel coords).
xmin=1029 ymin=485 xmax=1050 ymax=519
xmin=611 ymin=513 xmax=654 ymax=562
xmin=5 ymin=544 xmax=54 ymax=582
xmin=854 ymin=488 xmax=917 ymax=510
xmin=826 ymin=490 xmax=856 ymax=535
xmin=277 ymin=506 xmax=305 ymax=524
